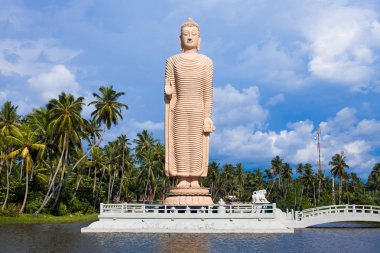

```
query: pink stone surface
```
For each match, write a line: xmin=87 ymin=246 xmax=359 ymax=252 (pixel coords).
xmin=163 ymin=18 xmax=215 ymax=205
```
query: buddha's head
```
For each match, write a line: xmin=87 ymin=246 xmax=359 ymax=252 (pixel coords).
xmin=180 ymin=18 xmax=201 ymax=52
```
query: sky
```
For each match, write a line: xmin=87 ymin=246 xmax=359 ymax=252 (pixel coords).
xmin=1 ymin=0 xmax=380 ymax=178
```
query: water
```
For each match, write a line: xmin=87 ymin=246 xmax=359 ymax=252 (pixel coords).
xmin=0 ymin=222 xmax=379 ymax=253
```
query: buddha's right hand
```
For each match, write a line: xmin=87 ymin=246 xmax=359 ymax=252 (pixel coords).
xmin=165 ymin=78 xmax=173 ymax=96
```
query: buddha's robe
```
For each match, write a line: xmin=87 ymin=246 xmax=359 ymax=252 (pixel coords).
xmin=164 ymin=53 xmax=213 ymax=177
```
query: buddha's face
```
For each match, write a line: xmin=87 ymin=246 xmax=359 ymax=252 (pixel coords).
xmin=180 ymin=26 xmax=200 ymax=51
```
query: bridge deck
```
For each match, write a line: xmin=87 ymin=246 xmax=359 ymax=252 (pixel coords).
xmin=288 ymin=204 xmax=380 ymax=228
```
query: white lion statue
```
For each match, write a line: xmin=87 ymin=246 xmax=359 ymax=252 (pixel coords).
xmin=252 ymin=189 xmax=270 ymax=204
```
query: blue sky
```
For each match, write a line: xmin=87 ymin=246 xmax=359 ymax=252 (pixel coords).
xmin=1 ymin=0 xmax=380 ymax=177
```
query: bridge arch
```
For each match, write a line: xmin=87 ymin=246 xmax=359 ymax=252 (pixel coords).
xmin=291 ymin=205 xmax=380 ymax=228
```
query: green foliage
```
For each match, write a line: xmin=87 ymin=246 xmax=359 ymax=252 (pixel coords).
xmin=58 ymin=203 xmax=67 ymax=216
xmin=0 ymin=203 xmax=19 ymax=217
xmin=70 ymin=199 xmax=94 ymax=214
xmin=0 ymin=213 xmax=98 ymax=224
xmin=0 ymin=91 xmax=379 ymax=217
xmin=25 ymin=194 xmax=44 ymax=213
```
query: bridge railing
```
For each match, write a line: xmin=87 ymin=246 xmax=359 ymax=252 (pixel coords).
xmin=100 ymin=203 xmax=276 ymax=216
xmin=295 ymin=204 xmax=380 ymax=220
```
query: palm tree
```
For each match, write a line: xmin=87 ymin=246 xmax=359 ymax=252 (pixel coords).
xmin=116 ymin=134 xmax=131 ymax=201
xmin=221 ymin=164 xmax=237 ymax=198
xmin=271 ymin=155 xmax=283 ymax=189
xmin=138 ymin=145 xmax=162 ymax=203
xmin=329 ymin=153 xmax=349 ymax=205
xmin=264 ymin=168 xmax=274 ymax=198
xmin=134 ymin=130 xmax=158 ymax=162
xmin=82 ymin=119 xmax=102 ymax=146
xmin=296 ymin=163 xmax=304 ymax=205
xmin=315 ymin=169 xmax=325 ymax=204
xmin=367 ymin=163 xmax=380 ymax=191
xmin=281 ymin=163 xmax=293 ymax=199
xmin=236 ymin=163 xmax=245 ymax=200
xmin=35 ymin=92 xmax=85 ymax=215
xmin=103 ymin=140 xmax=120 ymax=203
xmin=88 ymin=146 xmax=106 ymax=196
xmin=303 ymin=163 xmax=316 ymax=206
xmin=35 ymin=87 xmax=127 ymax=215
xmin=0 ymin=101 xmax=20 ymax=135
xmin=89 ymin=85 xmax=128 ymax=131
xmin=6 ymin=125 xmax=45 ymax=213
xmin=207 ymin=161 xmax=220 ymax=200
xmin=0 ymin=101 xmax=20 ymax=210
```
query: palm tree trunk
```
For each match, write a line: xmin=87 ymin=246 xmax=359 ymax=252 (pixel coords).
xmin=38 ymin=125 xmax=108 ymax=216
xmin=117 ymin=146 xmax=125 ymax=200
xmin=1 ymin=161 xmax=11 ymax=210
xmin=52 ymin=142 xmax=69 ymax=209
xmin=332 ymin=176 xmax=335 ymax=205
xmin=64 ymin=125 xmax=107 ymax=185
xmin=211 ymin=182 xmax=214 ymax=200
xmin=267 ymin=180 xmax=275 ymax=198
xmin=110 ymin=169 xmax=117 ymax=202
xmin=346 ymin=179 xmax=350 ymax=204
xmin=34 ymin=133 xmax=68 ymax=216
xmin=93 ymin=167 xmax=97 ymax=196
xmin=19 ymin=172 xmax=29 ymax=213
xmin=313 ymin=182 xmax=316 ymax=207
xmin=107 ymin=166 xmax=113 ymax=203
xmin=19 ymin=159 xmax=23 ymax=182
xmin=71 ymin=175 xmax=82 ymax=202
xmin=143 ymin=182 xmax=148 ymax=204
xmin=339 ymin=175 xmax=342 ymax=205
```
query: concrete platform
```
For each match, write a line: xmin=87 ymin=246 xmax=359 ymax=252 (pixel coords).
xmin=81 ymin=203 xmax=294 ymax=233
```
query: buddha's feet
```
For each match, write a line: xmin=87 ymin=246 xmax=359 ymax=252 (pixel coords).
xmin=177 ymin=178 xmax=190 ymax=188
xmin=190 ymin=179 xmax=200 ymax=188
xmin=176 ymin=177 xmax=201 ymax=188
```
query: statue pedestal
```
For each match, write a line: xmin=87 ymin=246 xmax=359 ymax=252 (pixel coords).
xmin=164 ymin=187 xmax=213 ymax=205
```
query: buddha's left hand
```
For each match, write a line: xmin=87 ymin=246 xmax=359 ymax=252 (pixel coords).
xmin=203 ymin=118 xmax=215 ymax=133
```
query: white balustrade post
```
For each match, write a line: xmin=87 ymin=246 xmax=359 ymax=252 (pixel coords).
xmin=100 ymin=203 xmax=104 ymax=215
xmin=273 ymin=203 xmax=276 ymax=215
xmin=352 ymin=204 xmax=356 ymax=213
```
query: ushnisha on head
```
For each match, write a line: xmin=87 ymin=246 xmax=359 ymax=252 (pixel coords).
xmin=179 ymin=18 xmax=201 ymax=52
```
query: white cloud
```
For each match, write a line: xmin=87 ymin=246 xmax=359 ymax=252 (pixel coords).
xmin=320 ymin=107 xmax=357 ymax=134
xmin=302 ymin=5 xmax=380 ymax=89
xmin=27 ymin=65 xmax=79 ymax=101
xmin=132 ymin=120 xmax=164 ymax=131
xmin=235 ymin=41 xmax=306 ymax=89
xmin=214 ymin=84 xmax=268 ymax=129
xmin=266 ymin=94 xmax=285 ymax=107
xmin=0 ymin=39 xmax=81 ymax=77
xmin=0 ymin=90 xmax=9 ymax=101
xmin=211 ymin=101 xmax=380 ymax=177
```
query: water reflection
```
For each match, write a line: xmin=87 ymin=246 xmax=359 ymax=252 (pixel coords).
xmin=158 ymin=234 xmax=209 ymax=253
xmin=0 ymin=222 xmax=379 ymax=253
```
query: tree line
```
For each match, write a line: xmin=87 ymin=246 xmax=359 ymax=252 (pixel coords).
xmin=0 ymin=87 xmax=379 ymax=216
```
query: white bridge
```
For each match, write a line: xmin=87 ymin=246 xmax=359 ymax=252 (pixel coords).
xmin=287 ymin=204 xmax=380 ymax=228
xmin=82 ymin=203 xmax=380 ymax=233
